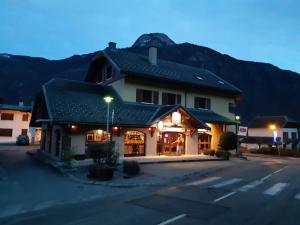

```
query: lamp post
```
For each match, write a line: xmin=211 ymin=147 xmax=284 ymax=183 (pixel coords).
xmin=235 ymin=115 xmax=240 ymax=155
xmin=269 ymin=124 xmax=279 ymax=155
xmin=104 ymin=96 xmax=113 ymax=143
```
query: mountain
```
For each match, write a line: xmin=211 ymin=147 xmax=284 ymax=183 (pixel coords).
xmin=132 ymin=33 xmax=175 ymax=47
xmin=1 ymin=33 xmax=300 ymax=123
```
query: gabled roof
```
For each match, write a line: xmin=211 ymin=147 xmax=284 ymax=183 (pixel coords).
xmin=187 ymin=108 xmax=236 ymax=125
xmin=33 ymin=78 xmax=235 ymax=127
xmin=248 ymin=116 xmax=300 ymax=129
xmin=0 ymin=104 xmax=32 ymax=112
xmin=87 ymin=49 xmax=242 ymax=95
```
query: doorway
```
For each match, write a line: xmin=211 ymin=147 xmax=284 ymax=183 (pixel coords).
xmin=157 ymin=132 xmax=185 ymax=156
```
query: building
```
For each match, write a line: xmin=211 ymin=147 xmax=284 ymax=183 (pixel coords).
xmin=30 ymin=43 xmax=242 ymax=159
xmin=0 ymin=103 xmax=41 ymax=144
xmin=244 ymin=116 xmax=300 ymax=150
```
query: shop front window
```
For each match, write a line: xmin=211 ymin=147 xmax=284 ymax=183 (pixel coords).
xmin=198 ymin=132 xmax=212 ymax=153
xmin=124 ymin=131 xmax=145 ymax=156
xmin=86 ymin=129 xmax=109 ymax=144
xmin=157 ymin=132 xmax=185 ymax=156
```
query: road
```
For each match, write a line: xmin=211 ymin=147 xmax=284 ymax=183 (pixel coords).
xmin=1 ymin=154 xmax=300 ymax=225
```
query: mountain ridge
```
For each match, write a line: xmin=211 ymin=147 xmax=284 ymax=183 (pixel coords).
xmin=1 ymin=34 xmax=299 ymax=123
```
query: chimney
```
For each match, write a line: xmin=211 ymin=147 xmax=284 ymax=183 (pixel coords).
xmin=19 ymin=101 xmax=24 ymax=106
xmin=108 ymin=42 xmax=117 ymax=50
xmin=148 ymin=46 xmax=157 ymax=65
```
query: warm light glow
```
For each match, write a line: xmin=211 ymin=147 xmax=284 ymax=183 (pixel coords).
xmin=205 ymin=123 xmax=212 ymax=128
xmin=235 ymin=115 xmax=240 ymax=121
xmin=113 ymin=126 xmax=119 ymax=131
xmin=103 ymin=96 xmax=113 ymax=103
xmin=157 ymin=121 xmax=164 ymax=131
xmin=97 ymin=129 xmax=102 ymax=134
xmin=71 ymin=125 xmax=76 ymax=129
xmin=269 ymin=124 xmax=276 ymax=130
xmin=172 ymin=112 xmax=181 ymax=125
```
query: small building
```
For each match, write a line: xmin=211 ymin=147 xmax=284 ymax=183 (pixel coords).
xmin=245 ymin=116 xmax=300 ymax=150
xmin=0 ymin=103 xmax=41 ymax=144
xmin=30 ymin=43 xmax=242 ymax=159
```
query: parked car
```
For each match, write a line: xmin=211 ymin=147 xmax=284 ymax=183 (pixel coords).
xmin=16 ymin=135 xmax=30 ymax=145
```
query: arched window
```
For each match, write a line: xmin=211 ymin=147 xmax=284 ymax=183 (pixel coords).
xmin=124 ymin=131 xmax=145 ymax=157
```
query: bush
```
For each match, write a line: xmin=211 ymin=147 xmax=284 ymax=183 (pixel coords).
xmin=87 ymin=142 xmax=118 ymax=167
xmin=88 ymin=164 xmax=114 ymax=180
xmin=219 ymin=132 xmax=237 ymax=150
xmin=216 ymin=150 xmax=231 ymax=160
xmin=123 ymin=160 xmax=140 ymax=176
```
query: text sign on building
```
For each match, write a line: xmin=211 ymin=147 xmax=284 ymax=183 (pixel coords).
xmin=238 ymin=126 xmax=248 ymax=136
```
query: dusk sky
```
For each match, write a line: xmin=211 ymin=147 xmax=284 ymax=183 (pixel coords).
xmin=1 ymin=0 xmax=299 ymax=73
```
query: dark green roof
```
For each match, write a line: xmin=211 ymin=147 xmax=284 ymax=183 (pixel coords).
xmin=187 ymin=108 xmax=236 ymax=125
xmin=0 ymin=104 xmax=32 ymax=112
xmin=103 ymin=49 xmax=241 ymax=95
xmin=38 ymin=79 xmax=234 ymax=127
xmin=43 ymin=79 xmax=160 ymax=126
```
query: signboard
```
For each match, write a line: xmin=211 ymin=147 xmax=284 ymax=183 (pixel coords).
xmin=238 ymin=126 xmax=248 ymax=136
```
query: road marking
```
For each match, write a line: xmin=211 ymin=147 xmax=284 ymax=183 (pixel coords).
xmin=263 ymin=183 xmax=289 ymax=196
xmin=213 ymin=192 xmax=237 ymax=203
xmin=295 ymin=193 xmax=300 ymax=200
xmin=238 ymin=180 xmax=263 ymax=192
xmin=157 ymin=214 xmax=187 ymax=225
xmin=273 ymin=166 xmax=288 ymax=174
xmin=210 ymin=178 xmax=242 ymax=188
xmin=260 ymin=174 xmax=272 ymax=181
xmin=185 ymin=177 xmax=221 ymax=186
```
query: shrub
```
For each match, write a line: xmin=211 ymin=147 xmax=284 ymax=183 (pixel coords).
xmin=123 ymin=160 xmax=140 ymax=176
xmin=87 ymin=142 xmax=118 ymax=167
xmin=88 ymin=164 xmax=114 ymax=180
xmin=219 ymin=132 xmax=237 ymax=150
xmin=216 ymin=150 xmax=231 ymax=160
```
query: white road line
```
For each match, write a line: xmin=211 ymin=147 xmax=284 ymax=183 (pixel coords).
xmin=213 ymin=192 xmax=237 ymax=203
xmin=185 ymin=177 xmax=221 ymax=186
xmin=273 ymin=166 xmax=288 ymax=174
xmin=263 ymin=182 xmax=289 ymax=196
xmin=238 ymin=180 xmax=263 ymax=192
xmin=157 ymin=214 xmax=187 ymax=225
xmin=295 ymin=193 xmax=300 ymax=200
xmin=260 ymin=174 xmax=272 ymax=181
xmin=210 ymin=178 xmax=242 ymax=188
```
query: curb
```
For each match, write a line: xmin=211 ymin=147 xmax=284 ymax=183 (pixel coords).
xmin=27 ymin=150 xmax=230 ymax=188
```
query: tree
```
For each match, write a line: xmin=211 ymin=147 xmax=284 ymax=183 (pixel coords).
xmin=219 ymin=132 xmax=237 ymax=150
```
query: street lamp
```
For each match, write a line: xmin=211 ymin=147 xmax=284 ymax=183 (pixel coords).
xmin=269 ymin=124 xmax=279 ymax=155
xmin=235 ymin=115 xmax=240 ymax=155
xmin=104 ymin=96 xmax=113 ymax=143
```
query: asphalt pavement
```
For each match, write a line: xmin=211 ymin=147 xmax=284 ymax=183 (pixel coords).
xmin=1 ymin=153 xmax=300 ymax=225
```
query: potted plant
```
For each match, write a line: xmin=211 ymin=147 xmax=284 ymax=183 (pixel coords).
xmin=87 ymin=142 xmax=118 ymax=180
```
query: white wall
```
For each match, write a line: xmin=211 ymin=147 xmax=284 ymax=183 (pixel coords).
xmin=186 ymin=133 xmax=198 ymax=155
xmin=70 ymin=134 xmax=86 ymax=155
xmin=0 ymin=110 xmax=32 ymax=143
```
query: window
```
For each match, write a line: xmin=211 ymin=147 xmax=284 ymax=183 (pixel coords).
xmin=124 ymin=131 xmax=145 ymax=156
xmin=22 ymin=114 xmax=29 ymax=121
xmin=1 ymin=113 xmax=14 ymax=120
xmin=136 ymin=89 xmax=159 ymax=104
xmin=96 ymin=70 xmax=103 ymax=83
xmin=283 ymin=132 xmax=289 ymax=142
xmin=194 ymin=97 xmax=211 ymax=109
xmin=162 ymin=93 xmax=181 ymax=105
xmin=106 ymin=66 xmax=112 ymax=80
xmin=21 ymin=129 xmax=28 ymax=135
xmin=0 ymin=128 xmax=13 ymax=137
xmin=292 ymin=132 xmax=297 ymax=140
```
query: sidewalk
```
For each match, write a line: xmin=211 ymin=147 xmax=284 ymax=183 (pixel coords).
xmin=28 ymin=150 xmax=231 ymax=188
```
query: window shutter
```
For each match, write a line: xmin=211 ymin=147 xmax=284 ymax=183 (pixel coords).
xmin=162 ymin=93 xmax=167 ymax=105
xmin=206 ymin=99 xmax=211 ymax=109
xmin=194 ymin=97 xmax=198 ymax=108
xmin=153 ymin=91 xmax=159 ymax=104
xmin=136 ymin=89 xmax=143 ymax=102
xmin=176 ymin=95 xmax=181 ymax=104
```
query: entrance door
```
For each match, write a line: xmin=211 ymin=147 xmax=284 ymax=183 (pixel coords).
xmin=55 ymin=130 xmax=61 ymax=157
xmin=157 ymin=132 xmax=185 ymax=156
xmin=198 ymin=133 xmax=212 ymax=153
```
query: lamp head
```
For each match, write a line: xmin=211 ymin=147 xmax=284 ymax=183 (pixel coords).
xmin=104 ymin=96 xmax=113 ymax=103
